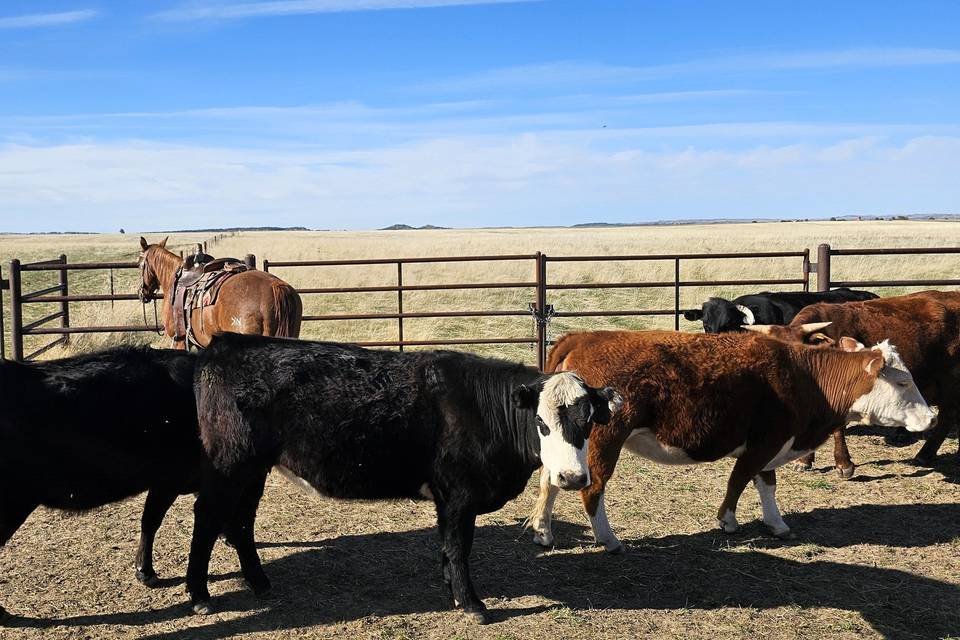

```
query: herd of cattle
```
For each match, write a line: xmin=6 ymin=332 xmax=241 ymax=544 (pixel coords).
xmin=1 ymin=282 xmax=957 ymax=625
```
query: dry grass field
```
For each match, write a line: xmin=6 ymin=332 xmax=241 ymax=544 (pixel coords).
xmin=2 ymin=221 xmax=960 ymax=640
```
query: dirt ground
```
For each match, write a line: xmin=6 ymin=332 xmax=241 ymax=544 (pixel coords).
xmin=2 ymin=428 xmax=959 ymax=640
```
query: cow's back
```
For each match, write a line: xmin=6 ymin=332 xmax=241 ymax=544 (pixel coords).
xmin=791 ymin=291 xmax=960 ymax=390
xmin=0 ymin=348 xmax=201 ymax=509
xmin=548 ymin=331 xmax=804 ymax=461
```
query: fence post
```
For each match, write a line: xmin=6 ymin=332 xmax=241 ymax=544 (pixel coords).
xmin=396 ymin=262 xmax=404 ymax=352
xmin=802 ymin=248 xmax=811 ymax=292
xmin=9 ymin=259 xmax=23 ymax=361
xmin=816 ymin=244 xmax=831 ymax=292
xmin=244 ymin=254 xmax=257 ymax=270
xmin=674 ymin=257 xmax=681 ymax=330
xmin=262 ymin=259 xmax=270 ymax=273
xmin=58 ymin=254 xmax=70 ymax=346
xmin=535 ymin=252 xmax=547 ymax=371
xmin=0 ymin=264 xmax=5 ymax=360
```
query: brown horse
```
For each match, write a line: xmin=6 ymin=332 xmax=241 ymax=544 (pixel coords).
xmin=137 ymin=237 xmax=302 ymax=348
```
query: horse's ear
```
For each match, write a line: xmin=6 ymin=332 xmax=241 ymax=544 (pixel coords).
xmin=139 ymin=237 xmax=149 ymax=251
xmin=159 ymin=237 xmax=169 ymax=249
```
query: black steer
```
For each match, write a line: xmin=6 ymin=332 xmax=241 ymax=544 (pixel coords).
xmin=0 ymin=347 xmax=206 ymax=622
xmin=187 ymin=333 xmax=621 ymax=623
xmin=683 ymin=288 xmax=878 ymax=334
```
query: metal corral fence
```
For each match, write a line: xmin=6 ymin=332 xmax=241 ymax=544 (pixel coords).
xmin=2 ymin=243 xmax=957 ymax=367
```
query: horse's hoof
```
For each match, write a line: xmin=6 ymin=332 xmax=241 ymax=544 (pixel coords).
xmin=532 ymin=531 xmax=554 ymax=548
xmin=136 ymin=570 xmax=160 ymax=588
xmin=836 ymin=465 xmax=855 ymax=480
xmin=603 ymin=540 xmax=625 ymax=554
xmin=191 ymin=600 xmax=214 ymax=616
xmin=464 ymin=608 xmax=489 ymax=625
xmin=794 ymin=461 xmax=813 ymax=472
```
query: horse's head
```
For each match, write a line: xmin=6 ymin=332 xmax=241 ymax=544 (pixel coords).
xmin=138 ymin=236 xmax=169 ymax=302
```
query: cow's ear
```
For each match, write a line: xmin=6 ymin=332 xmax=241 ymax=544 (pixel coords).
xmin=809 ymin=332 xmax=835 ymax=346
xmin=839 ymin=336 xmax=864 ymax=352
xmin=588 ymin=386 xmax=622 ymax=425
xmin=139 ymin=236 xmax=149 ymax=251
xmin=865 ymin=352 xmax=884 ymax=376
xmin=511 ymin=383 xmax=541 ymax=409
xmin=683 ymin=309 xmax=703 ymax=321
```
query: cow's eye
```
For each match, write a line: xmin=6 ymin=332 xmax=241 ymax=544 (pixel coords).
xmin=897 ymin=381 xmax=910 ymax=388
xmin=536 ymin=416 xmax=550 ymax=436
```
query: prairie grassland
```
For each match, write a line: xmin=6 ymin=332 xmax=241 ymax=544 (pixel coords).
xmin=3 ymin=220 xmax=960 ymax=361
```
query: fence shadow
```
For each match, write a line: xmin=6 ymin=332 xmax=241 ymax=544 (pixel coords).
xmin=8 ymin=502 xmax=959 ymax=640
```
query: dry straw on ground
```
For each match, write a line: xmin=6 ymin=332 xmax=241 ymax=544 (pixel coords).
xmin=1 ymin=222 xmax=959 ymax=639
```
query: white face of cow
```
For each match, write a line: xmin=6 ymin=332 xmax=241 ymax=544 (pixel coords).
xmin=847 ymin=339 xmax=938 ymax=433
xmin=513 ymin=372 xmax=623 ymax=490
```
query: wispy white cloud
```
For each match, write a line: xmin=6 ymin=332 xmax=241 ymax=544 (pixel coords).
xmin=428 ymin=48 xmax=960 ymax=91
xmin=0 ymin=9 xmax=99 ymax=29
xmin=152 ymin=0 xmax=541 ymax=21
xmin=2 ymin=134 xmax=958 ymax=231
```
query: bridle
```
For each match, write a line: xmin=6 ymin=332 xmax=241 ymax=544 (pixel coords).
xmin=138 ymin=251 xmax=164 ymax=336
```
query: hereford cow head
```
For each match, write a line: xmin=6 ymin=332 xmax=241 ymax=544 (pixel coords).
xmin=840 ymin=337 xmax=938 ymax=433
xmin=512 ymin=372 xmax=622 ymax=490
xmin=684 ymin=297 xmax=756 ymax=333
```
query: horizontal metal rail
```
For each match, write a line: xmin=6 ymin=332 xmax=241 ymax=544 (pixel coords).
xmin=24 ymin=336 xmax=67 ymax=361
xmin=831 ymin=279 xmax=960 ymax=288
xmin=351 ymin=337 xmax=536 ymax=348
xmin=553 ymin=309 xmax=682 ymax=317
xmin=303 ymin=310 xmax=529 ymax=322
xmin=20 ymin=284 xmax=66 ymax=301
xmin=547 ymin=278 xmax=805 ymax=291
xmin=20 ymin=261 xmax=137 ymax=271
xmin=830 ymin=247 xmax=960 ymax=256
xmin=297 ymin=282 xmax=536 ymax=295
xmin=27 ymin=325 xmax=162 ymax=335
xmin=547 ymin=251 xmax=807 ymax=262
xmin=265 ymin=254 xmax=537 ymax=268
xmin=25 ymin=293 xmax=161 ymax=303
xmin=21 ymin=311 xmax=65 ymax=333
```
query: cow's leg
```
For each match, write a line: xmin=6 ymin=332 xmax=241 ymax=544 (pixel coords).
xmin=580 ymin=426 xmax=631 ymax=554
xmin=186 ymin=490 xmax=223 ymax=614
xmin=0 ymin=499 xmax=37 ymax=622
xmin=229 ymin=471 xmax=270 ymax=597
xmin=794 ymin=450 xmax=815 ymax=471
xmin=753 ymin=470 xmax=792 ymax=539
xmin=436 ymin=502 xmax=485 ymax=623
xmin=136 ymin=488 xmax=179 ymax=587
xmin=832 ymin=427 xmax=855 ymax=479
xmin=916 ymin=404 xmax=955 ymax=465
xmin=529 ymin=467 xmax=559 ymax=547
xmin=717 ymin=448 xmax=777 ymax=534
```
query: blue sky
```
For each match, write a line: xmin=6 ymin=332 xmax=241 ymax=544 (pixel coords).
xmin=1 ymin=1 xmax=958 ymax=232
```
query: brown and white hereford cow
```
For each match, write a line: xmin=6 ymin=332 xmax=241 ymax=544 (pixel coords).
xmin=529 ymin=330 xmax=935 ymax=553
xmin=746 ymin=290 xmax=960 ymax=473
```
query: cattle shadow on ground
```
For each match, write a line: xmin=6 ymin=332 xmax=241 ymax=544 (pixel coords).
xmin=10 ymin=503 xmax=960 ymax=640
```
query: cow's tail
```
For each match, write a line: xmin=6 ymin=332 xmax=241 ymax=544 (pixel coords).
xmin=271 ymin=282 xmax=303 ymax=338
xmin=195 ymin=364 xmax=251 ymax=470
xmin=544 ymin=332 xmax=580 ymax=373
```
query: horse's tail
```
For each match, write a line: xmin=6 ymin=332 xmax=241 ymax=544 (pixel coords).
xmin=271 ymin=282 xmax=303 ymax=338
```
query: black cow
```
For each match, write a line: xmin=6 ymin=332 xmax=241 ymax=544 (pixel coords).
xmin=186 ymin=333 xmax=622 ymax=623
xmin=0 ymin=347 xmax=207 ymax=622
xmin=683 ymin=288 xmax=878 ymax=333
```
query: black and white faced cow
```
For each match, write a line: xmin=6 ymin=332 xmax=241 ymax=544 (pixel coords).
xmin=0 ymin=347 xmax=206 ymax=622
xmin=187 ymin=332 xmax=621 ymax=623
xmin=683 ymin=288 xmax=878 ymax=334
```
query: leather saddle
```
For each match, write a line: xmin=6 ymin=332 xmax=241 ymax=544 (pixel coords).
xmin=171 ymin=252 xmax=249 ymax=348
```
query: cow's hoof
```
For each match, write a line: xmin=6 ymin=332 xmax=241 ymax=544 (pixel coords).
xmin=136 ymin=569 xmax=160 ymax=588
xmin=191 ymin=601 xmax=214 ymax=616
xmin=836 ymin=465 xmax=855 ymax=480
xmin=0 ymin=605 xmax=8 ymax=624
xmin=767 ymin=526 xmax=795 ymax=540
xmin=464 ymin=608 xmax=489 ymax=625
xmin=794 ymin=461 xmax=813 ymax=472
xmin=532 ymin=531 xmax=554 ymax=548
xmin=246 ymin=580 xmax=273 ymax=599
xmin=914 ymin=452 xmax=938 ymax=467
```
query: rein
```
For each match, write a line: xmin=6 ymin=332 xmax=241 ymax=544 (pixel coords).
xmin=138 ymin=254 xmax=165 ymax=336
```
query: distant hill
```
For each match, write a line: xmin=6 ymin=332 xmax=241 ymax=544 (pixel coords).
xmin=153 ymin=226 xmax=311 ymax=233
xmin=379 ymin=223 xmax=450 ymax=230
